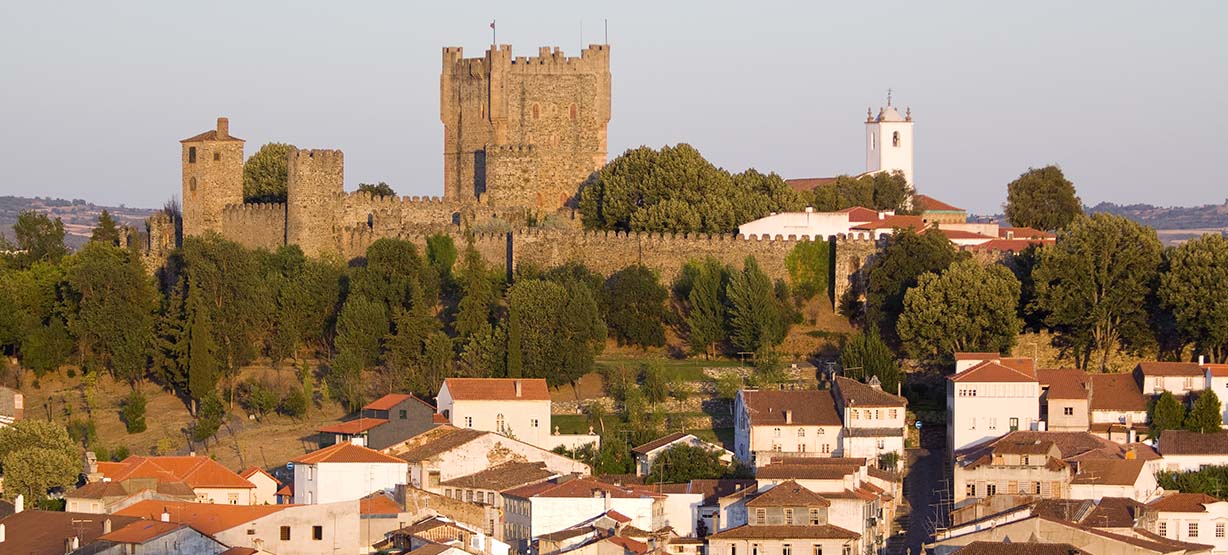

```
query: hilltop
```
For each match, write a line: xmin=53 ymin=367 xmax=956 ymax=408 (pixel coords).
xmin=0 ymin=196 xmax=157 ymax=248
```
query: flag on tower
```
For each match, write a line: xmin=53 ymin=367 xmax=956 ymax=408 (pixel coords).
xmin=490 ymin=20 xmax=495 ymax=29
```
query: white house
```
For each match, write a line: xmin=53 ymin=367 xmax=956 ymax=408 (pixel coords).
xmin=734 ymin=389 xmax=844 ymax=466
xmin=1088 ymin=373 xmax=1150 ymax=443
xmin=1147 ymin=492 xmax=1228 ymax=554
xmin=241 ymin=467 xmax=282 ymax=506
xmin=437 ymin=378 xmax=561 ymax=450
xmin=1134 ymin=362 xmax=1205 ymax=396
xmin=116 ymin=499 xmax=360 ymax=555
xmin=631 ymin=432 xmax=733 ymax=477
xmin=831 ymin=376 xmax=907 ymax=466
xmin=1157 ymin=430 xmax=1228 ymax=472
xmin=291 ymin=442 xmax=407 ymax=505
xmin=1069 ymin=459 xmax=1161 ymax=503
xmin=947 ymin=355 xmax=1040 ymax=454
xmin=707 ymin=480 xmax=861 ymax=555
xmin=95 ymin=455 xmax=256 ymax=506
xmin=386 ymin=425 xmax=590 ymax=493
xmin=500 ymin=478 xmax=662 ymax=553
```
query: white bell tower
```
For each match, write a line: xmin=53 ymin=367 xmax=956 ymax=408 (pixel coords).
xmin=865 ymin=91 xmax=915 ymax=189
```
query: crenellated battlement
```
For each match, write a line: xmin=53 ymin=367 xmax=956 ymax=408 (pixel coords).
xmin=222 ymin=202 xmax=286 ymax=214
xmin=290 ymin=149 xmax=343 ymax=161
xmin=487 ymin=144 xmax=538 ymax=155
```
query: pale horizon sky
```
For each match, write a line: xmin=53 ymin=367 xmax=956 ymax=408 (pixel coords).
xmin=1 ymin=1 xmax=1225 ymax=214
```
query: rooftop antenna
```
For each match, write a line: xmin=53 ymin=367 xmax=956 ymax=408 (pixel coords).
xmin=604 ymin=18 xmax=608 ymax=44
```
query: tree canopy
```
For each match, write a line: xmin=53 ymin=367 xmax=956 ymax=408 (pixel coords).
xmin=726 ymin=257 xmax=787 ymax=353
xmin=0 ymin=420 xmax=80 ymax=502
xmin=12 ymin=210 xmax=67 ymax=268
xmin=62 ymin=242 xmax=157 ymax=383
xmin=90 ymin=210 xmax=122 ymax=246
xmin=357 ymin=182 xmax=396 ymax=197
xmin=1004 ymin=165 xmax=1082 ymax=232
xmin=863 ymin=229 xmax=963 ymax=344
xmin=1150 ymin=391 xmax=1185 ymax=439
xmin=243 ymin=142 xmax=295 ymax=203
xmin=603 ymin=265 xmax=668 ymax=348
xmin=506 ymin=278 xmax=606 ymax=387
xmin=1160 ymin=234 xmax=1228 ymax=362
xmin=840 ymin=327 xmax=900 ymax=393
xmin=1185 ymin=390 xmax=1223 ymax=434
xmin=897 ymin=259 xmax=1022 ymax=361
xmin=1032 ymin=214 xmax=1163 ymax=370
xmin=645 ymin=443 xmax=730 ymax=484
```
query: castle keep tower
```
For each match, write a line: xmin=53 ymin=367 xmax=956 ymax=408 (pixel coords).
xmin=286 ymin=149 xmax=343 ymax=258
xmin=441 ymin=44 xmax=611 ymax=212
xmin=865 ymin=98 xmax=914 ymax=188
xmin=181 ymin=117 xmax=245 ymax=237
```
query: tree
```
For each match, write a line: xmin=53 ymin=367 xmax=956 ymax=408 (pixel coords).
xmin=645 ymin=443 xmax=728 ymax=484
xmin=91 ymin=210 xmax=121 ymax=246
xmin=897 ymin=259 xmax=1022 ymax=361
xmin=12 ymin=210 xmax=67 ymax=267
xmin=243 ymin=143 xmax=296 ymax=203
xmin=351 ymin=238 xmax=438 ymax=318
xmin=266 ymin=247 xmax=342 ymax=362
xmin=0 ymin=420 xmax=80 ymax=502
xmin=506 ymin=279 xmax=605 ymax=387
xmin=62 ymin=242 xmax=157 ymax=384
xmin=121 ymin=390 xmax=147 ymax=433
xmin=1186 ymin=390 xmax=1223 ymax=433
xmin=1033 ymin=214 xmax=1163 ymax=370
xmin=726 ymin=257 xmax=786 ymax=353
xmin=864 ymin=229 xmax=962 ymax=344
xmin=241 ymin=380 xmax=280 ymax=420
xmin=426 ymin=234 xmax=458 ymax=288
xmin=681 ymin=258 xmax=730 ymax=358
xmin=578 ymin=144 xmax=802 ymax=233
xmin=785 ymin=240 xmax=830 ymax=303
xmin=185 ymin=282 xmax=220 ymax=405
xmin=603 ymin=265 xmax=668 ymax=348
xmin=192 ymin=393 xmax=226 ymax=444
xmin=333 ymin=295 xmax=387 ymax=409
xmin=840 ymin=327 xmax=900 ymax=392
xmin=454 ymin=242 xmax=498 ymax=339
xmin=1004 ymin=165 xmax=1082 ymax=232
xmin=641 ymin=362 xmax=669 ymax=404
xmin=357 ymin=182 xmax=396 ymax=197
xmin=1160 ymin=234 xmax=1228 ymax=362
xmin=1151 ymin=391 xmax=1186 ymax=439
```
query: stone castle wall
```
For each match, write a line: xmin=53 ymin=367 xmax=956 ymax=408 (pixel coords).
xmin=220 ymin=202 xmax=286 ymax=251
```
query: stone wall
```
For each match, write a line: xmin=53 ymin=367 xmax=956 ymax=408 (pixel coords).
xmin=286 ymin=149 xmax=344 ymax=258
xmin=220 ymin=202 xmax=286 ymax=251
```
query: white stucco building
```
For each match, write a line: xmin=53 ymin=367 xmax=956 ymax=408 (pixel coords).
xmin=1134 ymin=362 xmax=1206 ymax=396
xmin=291 ymin=442 xmax=407 ymax=505
xmin=117 ymin=499 xmax=360 ymax=555
xmin=241 ymin=467 xmax=282 ymax=506
xmin=947 ymin=354 xmax=1041 ymax=455
xmin=95 ymin=455 xmax=256 ymax=506
xmin=387 ymin=425 xmax=590 ymax=493
xmin=832 ymin=376 xmax=907 ymax=466
xmin=437 ymin=378 xmax=557 ymax=450
xmin=1147 ymin=493 xmax=1228 ymax=554
xmin=631 ymin=432 xmax=733 ymax=477
xmin=500 ymin=478 xmax=662 ymax=553
xmin=865 ymin=99 xmax=914 ymax=188
xmin=1157 ymin=429 xmax=1228 ymax=472
xmin=734 ymin=389 xmax=844 ymax=466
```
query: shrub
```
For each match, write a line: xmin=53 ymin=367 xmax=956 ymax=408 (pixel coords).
xmin=241 ymin=381 xmax=280 ymax=420
xmin=281 ymin=387 xmax=308 ymax=419
xmin=121 ymin=390 xmax=147 ymax=433
xmin=67 ymin=418 xmax=97 ymax=446
xmin=192 ymin=394 xmax=225 ymax=443
xmin=111 ymin=445 xmax=131 ymax=461
xmin=715 ymin=373 xmax=742 ymax=400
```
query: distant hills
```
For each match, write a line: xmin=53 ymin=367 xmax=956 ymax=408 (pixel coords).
xmin=0 ymin=196 xmax=157 ymax=249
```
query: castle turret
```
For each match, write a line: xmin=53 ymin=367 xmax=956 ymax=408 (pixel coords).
xmin=865 ymin=96 xmax=915 ymax=189
xmin=286 ymin=149 xmax=343 ymax=258
xmin=181 ymin=117 xmax=244 ymax=237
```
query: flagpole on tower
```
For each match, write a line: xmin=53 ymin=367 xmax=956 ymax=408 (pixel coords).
xmin=491 ymin=19 xmax=496 ymax=46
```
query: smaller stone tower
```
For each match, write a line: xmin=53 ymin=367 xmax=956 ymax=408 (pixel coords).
xmin=286 ymin=149 xmax=344 ymax=258
xmin=181 ymin=117 xmax=245 ymax=237
xmin=865 ymin=97 xmax=915 ymax=188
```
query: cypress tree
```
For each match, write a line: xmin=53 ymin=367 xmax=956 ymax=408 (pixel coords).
xmin=1185 ymin=390 xmax=1223 ymax=433
xmin=90 ymin=210 xmax=121 ymax=246
xmin=1151 ymin=391 xmax=1186 ymax=438
xmin=506 ymin=310 xmax=523 ymax=378
xmin=686 ymin=259 xmax=727 ymax=358
xmin=726 ymin=256 xmax=783 ymax=353
xmin=185 ymin=283 xmax=219 ymax=410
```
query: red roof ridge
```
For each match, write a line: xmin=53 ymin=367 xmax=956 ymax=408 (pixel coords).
xmin=292 ymin=442 xmax=407 ymax=465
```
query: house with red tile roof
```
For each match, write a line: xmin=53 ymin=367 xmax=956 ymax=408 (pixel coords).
xmin=948 ymin=355 xmax=1042 ymax=454
xmin=317 ymin=393 xmax=439 ymax=451
xmin=291 ymin=442 xmax=408 ymax=505
xmin=116 ymin=498 xmax=361 ymax=555
xmin=708 ymin=480 xmax=860 ymax=555
xmin=500 ymin=477 xmax=664 ymax=553
xmin=915 ymin=194 xmax=967 ymax=224
xmin=1038 ymin=369 xmax=1090 ymax=433
xmin=240 ymin=467 xmax=282 ymax=506
xmin=437 ymin=378 xmax=555 ymax=450
xmin=1134 ymin=362 xmax=1206 ymax=397
xmin=91 ymin=520 xmax=227 ymax=554
xmin=95 ymin=455 xmax=256 ymax=505
xmin=1147 ymin=493 xmax=1228 ymax=552
xmin=630 ymin=432 xmax=733 ymax=477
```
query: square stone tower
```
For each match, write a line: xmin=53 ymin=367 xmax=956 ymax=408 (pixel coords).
xmin=440 ymin=44 xmax=611 ymax=212
xmin=181 ymin=117 xmax=245 ymax=237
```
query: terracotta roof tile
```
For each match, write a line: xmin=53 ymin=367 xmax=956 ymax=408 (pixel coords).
xmin=0 ymin=511 xmax=145 ymax=555
xmin=180 ymin=128 xmax=243 ymax=143
xmin=755 ymin=463 xmax=860 ymax=481
xmin=360 ymin=492 xmax=404 ymax=515
xmin=103 ymin=456 xmax=255 ymax=489
xmin=929 ymin=228 xmax=994 ymax=240
xmin=851 ymin=215 xmax=925 ymax=231
xmin=840 ymin=206 xmax=881 ymax=223
xmin=950 ymin=361 xmax=1038 ymax=383
xmin=1081 ymin=497 xmax=1146 ymax=529
xmin=115 ymin=500 xmax=287 ymax=536
xmin=683 ymin=479 xmax=758 ymax=504
xmin=440 ymin=461 xmax=557 ymax=491
xmin=292 ymin=442 xmax=407 ymax=465
xmin=219 ymin=548 xmax=260 ymax=555
xmin=365 ymin=393 xmax=433 ymax=411
xmin=741 ymin=389 xmax=842 ymax=426
xmin=1206 ymin=364 xmax=1228 ymax=377
xmin=1135 ymin=361 xmax=1203 ymax=377
xmin=966 ymin=239 xmax=1050 ymax=252
xmin=1159 ymin=429 xmax=1228 ymax=455
xmin=998 ymin=227 xmax=1055 ymax=240
xmin=239 ymin=466 xmax=280 ymax=484
xmin=955 ymin=352 xmax=1003 ymax=360
xmin=442 ymin=378 xmax=550 ymax=401
xmin=708 ymin=524 xmax=860 ymax=540
xmin=1039 ymin=369 xmax=1089 ymax=400
xmin=952 ymin=542 xmax=1088 ymax=555
xmin=1070 ymin=459 xmax=1145 ymax=486
xmin=607 ymin=535 xmax=650 ymax=554
xmin=631 ymin=432 xmax=694 ymax=455
xmin=504 ymin=478 xmax=658 ymax=499
xmin=1149 ymin=492 xmax=1222 ymax=513
xmin=97 ymin=520 xmax=185 ymax=544
xmin=1088 ymin=373 xmax=1147 ymax=412
xmin=390 ymin=426 xmax=487 ymax=461
xmin=318 ymin=417 xmax=388 ymax=434
xmin=834 ymin=376 xmax=906 ymax=407
xmin=914 ymin=194 xmax=963 ymax=212
xmin=745 ymin=480 xmax=830 ymax=508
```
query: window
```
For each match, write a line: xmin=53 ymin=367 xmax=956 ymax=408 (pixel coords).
xmin=821 ymin=443 xmax=830 ymax=454
xmin=798 ymin=428 xmax=806 ymax=437
xmin=188 ymin=147 xmax=197 ymax=163
xmin=1063 ymin=407 xmax=1074 ymax=416
xmin=816 ymin=428 xmax=824 ymax=435
xmin=732 ymin=547 xmax=737 ymax=555
xmin=783 ymin=544 xmax=792 ymax=555
xmin=281 ymin=526 xmax=291 ymax=541
xmin=1032 ymin=481 xmax=1042 ymax=495
xmin=799 ymin=444 xmax=807 ymax=453
xmin=228 ymin=493 xmax=239 ymax=505
xmin=876 ymin=439 xmax=885 ymax=449
xmin=1009 ymin=417 xmax=1019 ymax=431
xmin=813 ymin=546 xmax=822 ymax=555
xmin=247 ymin=529 xmax=256 ymax=535
xmin=189 ymin=177 xmax=197 ymax=192
xmin=871 ymin=134 xmax=876 ymax=149
xmin=1218 ymin=523 xmax=1225 ymax=538
xmin=756 ymin=508 xmax=766 ymax=525
xmin=965 ymin=482 xmax=976 ymax=497
xmin=496 ymin=414 xmax=505 ymax=433
xmin=1159 ymin=522 xmax=1167 ymax=537
xmin=307 ymin=466 xmax=314 ymax=481
xmin=969 ymin=418 xmax=976 ymax=430
xmin=774 ymin=428 xmax=781 ymax=438
xmin=307 ymin=491 xmax=313 ymax=504
xmin=213 ymin=152 xmax=220 ymax=161
xmin=784 ymin=508 xmax=794 ymax=525
xmin=851 ymin=410 xmax=858 ymax=420
xmin=889 ymin=409 xmax=898 ymax=419
xmin=531 ymin=419 xmax=539 ymax=428
xmin=875 ymin=410 xmax=881 ymax=419
xmin=1190 ymin=522 xmax=1199 ymax=537
xmin=752 ymin=544 xmax=759 ymax=555
xmin=465 ymin=416 xmax=473 ymax=427
xmin=986 ymin=483 xmax=997 ymax=496
xmin=892 ymin=131 xmax=900 ymax=147
xmin=445 ymin=488 xmax=453 ymax=498
xmin=988 ymin=418 xmax=997 ymax=430
xmin=810 ymin=509 xmax=821 ymax=525
xmin=1022 ymin=456 xmax=1030 ymax=466
xmin=313 ymin=526 xmax=323 ymax=541
xmin=399 ymin=409 xmax=407 ymax=420
xmin=842 ymin=546 xmax=851 ymax=555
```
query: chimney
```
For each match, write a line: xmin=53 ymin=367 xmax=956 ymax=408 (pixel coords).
xmin=103 ymin=519 xmax=112 ymax=535
xmin=161 ymin=508 xmax=170 ymax=522
xmin=216 ymin=117 xmax=229 ymax=139
xmin=1 ymin=523 xmax=6 ymax=543
xmin=784 ymin=409 xmax=793 ymax=424
xmin=514 ymin=380 xmax=522 ymax=398
xmin=1199 ymin=355 xmax=1205 ymax=366
xmin=13 ymin=494 xmax=22 ymax=514
xmin=805 ymin=206 xmax=814 ymax=213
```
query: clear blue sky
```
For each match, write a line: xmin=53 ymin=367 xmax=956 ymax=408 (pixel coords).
xmin=1 ymin=1 xmax=1225 ymax=214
